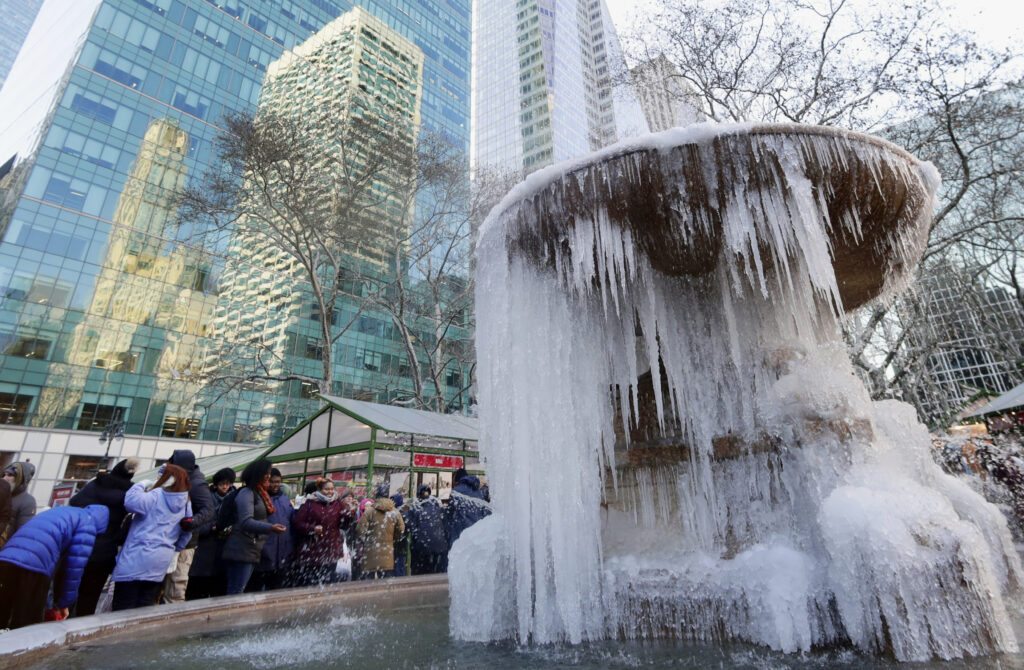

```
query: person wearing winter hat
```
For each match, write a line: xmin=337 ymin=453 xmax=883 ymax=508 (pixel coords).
xmin=356 ymin=485 xmax=406 ymax=580
xmin=2 ymin=461 xmax=37 ymax=535
xmin=0 ymin=503 xmax=109 ymax=629
xmin=409 ymin=485 xmax=447 ymax=574
xmin=291 ymin=478 xmax=355 ymax=587
xmin=391 ymin=493 xmax=410 ymax=577
xmin=444 ymin=469 xmax=491 ymax=551
xmin=111 ymin=464 xmax=192 ymax=611
xmin=68 ymin=457 xmax=139 ymax=616
xmin=186 ymin=467 xmax=236 ymax=600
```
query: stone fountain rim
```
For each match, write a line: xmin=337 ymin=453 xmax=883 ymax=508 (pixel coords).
xmin=482 ymin=121 xmax=925 ymax=236
xmin=0 ymin=574 xmax=450 ymax=669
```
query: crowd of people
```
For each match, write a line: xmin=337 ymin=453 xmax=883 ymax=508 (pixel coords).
xmin=0 ymin=451 xmax=491 ymax=631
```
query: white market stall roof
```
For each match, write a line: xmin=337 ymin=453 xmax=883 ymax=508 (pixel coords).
xmin=964 ymin=381 xmax=1024 ymax=418
xmin=319 ymin=395 xmax=479 ymax=441
xmin=263 ymin=394 xmax=479 ymax=460
xmin=132 ymin=445 xmax=271 ymax=483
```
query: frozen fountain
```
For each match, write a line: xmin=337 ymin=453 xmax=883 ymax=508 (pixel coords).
xmin=451 ymin=123 xmax=1024 ymax=662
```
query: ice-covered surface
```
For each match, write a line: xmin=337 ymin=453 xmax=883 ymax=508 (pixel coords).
xmin=452 ymin=123 xmax=1023 ymax=661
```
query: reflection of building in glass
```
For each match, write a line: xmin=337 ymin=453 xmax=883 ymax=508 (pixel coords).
xmin=0 ymin=0 xmax=470 ymax=500
xmin=35 ymin=118 xmax=215 ymax=435
xmin=472 ymin=0 xmax=647 ymax=176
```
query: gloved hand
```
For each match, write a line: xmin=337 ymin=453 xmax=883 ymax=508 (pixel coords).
xmin=137 ymin=480 xmax=154 ymax=491
xmin=180 ymin=516 xmax=194 ymax=530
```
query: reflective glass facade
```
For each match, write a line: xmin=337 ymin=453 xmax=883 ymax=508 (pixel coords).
xmin=0 ymin=0 xmax=471 ymax=444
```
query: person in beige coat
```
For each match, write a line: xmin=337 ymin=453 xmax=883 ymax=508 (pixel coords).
xmin=356 ymin=486 xmax=406 ymax=579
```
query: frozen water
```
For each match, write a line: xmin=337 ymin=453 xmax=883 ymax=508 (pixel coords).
xmin=452 ymin=124 xmax=1022 ymax=661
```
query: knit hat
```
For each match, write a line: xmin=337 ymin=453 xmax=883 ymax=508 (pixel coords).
xmin=110 ymin=457 xmax=140 ymax=481
xmin=212 ymin=467 xmax=236 ymax=485
xmin=338 ymin=486 xmax=355 ymax=500
xmin=417 ymin=484 xmax=431 ymax=498
xmin=453 ymin=468 xmax=468 ymax=485
xmin=391 ymin=493 xmax=404 ymax=508
xmin=374 ymin=484 xmax=390 ymax=499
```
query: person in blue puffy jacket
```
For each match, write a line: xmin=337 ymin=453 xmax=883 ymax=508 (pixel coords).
xmin=0 ymin=503 xmax=109 ymax=629
xmin=111 ymin=463 xmax=193 ymax=611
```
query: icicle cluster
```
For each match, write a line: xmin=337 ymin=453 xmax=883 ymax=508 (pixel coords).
xmin=450 ymin=123 xmax=1020 ymax=661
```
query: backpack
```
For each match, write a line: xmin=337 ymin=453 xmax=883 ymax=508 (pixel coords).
xmin=216 ymin=487 xmax=240 ymax=538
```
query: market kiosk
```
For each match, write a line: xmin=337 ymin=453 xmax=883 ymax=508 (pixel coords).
xmin=263 ymin=394 xmax=482 ymax=499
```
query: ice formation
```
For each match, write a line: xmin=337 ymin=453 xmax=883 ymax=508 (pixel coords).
xmin=451 ymin=123 xmax=1023 ymax=661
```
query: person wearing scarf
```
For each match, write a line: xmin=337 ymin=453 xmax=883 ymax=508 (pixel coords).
xmin=292 ymin=479 xmax=357 ymax=586
xmin=221 ymin=459 xmax=285 ymax=594
xmin=248 ymin=468 xmax=294 ymax=592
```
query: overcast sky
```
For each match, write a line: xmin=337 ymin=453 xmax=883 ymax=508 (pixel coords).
xmin=603 ymin=0 xmax=1024 ymax=52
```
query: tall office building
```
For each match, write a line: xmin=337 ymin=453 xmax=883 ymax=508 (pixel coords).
xmin=0 ymin=0 xmax=44 ymax=90
xmin=208 ymin=8 xmax=427 ymax=435
xmin=912 ymin=267 xmax=1024 ymax=423
xmin=0 ymin=0 xmax=470 ymax=500
xmin=629 ymin=54 xmax=703 ymax=133
xmin=471 ymin=0 xmax=647 ymax=177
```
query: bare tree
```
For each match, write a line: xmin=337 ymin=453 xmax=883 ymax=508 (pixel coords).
xmin=176 ymin=110 xmax=475 ymax=415
xmin=625 ymin=0 xmax=1024 ymax=424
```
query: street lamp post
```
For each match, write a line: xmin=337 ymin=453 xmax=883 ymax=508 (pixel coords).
xmin=98 ymin=411 xmax=125 ymax=474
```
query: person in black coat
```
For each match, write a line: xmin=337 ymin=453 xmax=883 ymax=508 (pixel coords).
xmin=68 ymin=457 xmax=139 ymax=616
xmin=444 ymin=469 xmax=492 ymax=550
xmin=0 ymin=477 xmax=10 ymax=545
xmin=186 ymin=467 xmax=236 ymax=600
xmin=410 ymin=485 xmax=448 ymax=574
xmin=163 ymin=449 xmax=215 ymax=603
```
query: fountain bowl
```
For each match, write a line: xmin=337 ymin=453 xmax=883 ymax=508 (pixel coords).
xmin=497 ymin=123 xmax=935 ymax=310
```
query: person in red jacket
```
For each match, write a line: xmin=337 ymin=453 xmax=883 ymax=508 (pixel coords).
xmin=292 ymin=479 xmax=357 ymax=586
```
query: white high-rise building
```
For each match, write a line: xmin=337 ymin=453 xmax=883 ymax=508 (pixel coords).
xmin=471 ymin=0 xmax=647 ymax=177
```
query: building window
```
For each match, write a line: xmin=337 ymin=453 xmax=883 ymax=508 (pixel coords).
xmin=78 ymin=403 xmax=123 ymax=431
xmin=304 ymin=338 xmax=324 ymax=360
xmin=6 ymin=336 xmax=51 ymax=360
xmin=0 ymin=393 xmax=32 ymax=425
xmin=63 ymin=455 xmax=110 ymax=483
xmin=162 ymin=416 xmax=200 ymax=439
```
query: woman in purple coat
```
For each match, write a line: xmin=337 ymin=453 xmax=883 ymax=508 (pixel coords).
xmin=292 ymin=479 xmax=357 ymax=585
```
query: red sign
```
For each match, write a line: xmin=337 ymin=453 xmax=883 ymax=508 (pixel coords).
xmin=413 ymin=454 xmax=463 ymax=470
xmin=49 ymin=485 xmax=75 ymax=507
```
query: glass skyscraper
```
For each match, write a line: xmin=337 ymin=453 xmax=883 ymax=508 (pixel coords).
xmin=471 ymin=0 xmax=646 ymax=177
xmin=0 ymin=0 xmax=44 ymax=90
xmin=0 ymin=0 xmax=471 ymax=450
